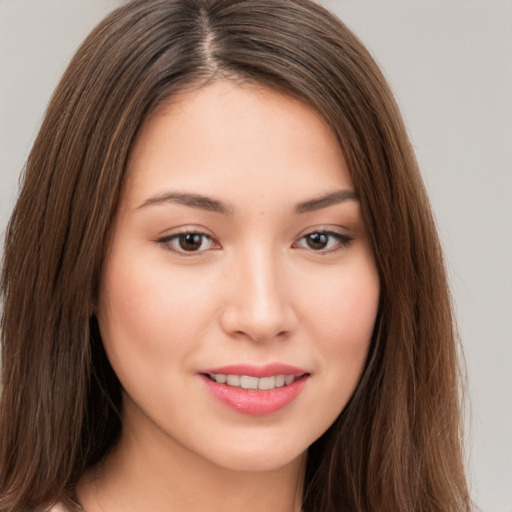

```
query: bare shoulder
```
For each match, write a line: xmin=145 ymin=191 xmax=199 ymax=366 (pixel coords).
xmin=48 ymin=504 xmax=71 ymax=512
xmin=46 ymin=500 xmax=87 ymax=512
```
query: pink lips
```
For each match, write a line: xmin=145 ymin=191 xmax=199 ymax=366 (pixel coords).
xmin=199 ymin=363 xmax=309 ymax=415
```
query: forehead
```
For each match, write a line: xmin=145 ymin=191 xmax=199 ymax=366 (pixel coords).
xmin=123 ymin=79 xmax=352 ymax=208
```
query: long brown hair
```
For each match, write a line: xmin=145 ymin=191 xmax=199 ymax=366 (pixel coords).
xmin=0 ymin=0 xmax=471 ymax=510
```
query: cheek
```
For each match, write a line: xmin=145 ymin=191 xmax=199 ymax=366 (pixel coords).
xmin=304 ymin=257 xmax=380 ymax=391
xmin=96 ymin=251 xmax=218 ymax=373
xmin=309 ymin=260 xmax=379 ymax=345
xmin=285 ymin=258 xmax=380 ymax=442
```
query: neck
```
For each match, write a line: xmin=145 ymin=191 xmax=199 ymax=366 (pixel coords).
xmin=77 ymin=401 xmax=306 ymax=512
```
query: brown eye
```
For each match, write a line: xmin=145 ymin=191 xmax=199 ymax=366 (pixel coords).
xmin=305 ymin=232 xmax=329 ymax=250
xmin=158 ymin=231 xmax=218 ymax=254
xmin=294 ymin=230 xmax=354 ymax=253
xmin=178 ymin=233 xmax=204 ymax=251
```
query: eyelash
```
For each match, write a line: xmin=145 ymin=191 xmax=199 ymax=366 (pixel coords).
xmin=157 ymin=230 xmax=219 ymax=255
xmin=293 ymin=230 xmax=354 ymax=254
xmin=157 ymin=229 xmax=354 ymax=256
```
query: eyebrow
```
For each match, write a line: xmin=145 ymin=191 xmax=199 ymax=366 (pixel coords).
xmin=137 ymin=188 xmax=358 ymax=215
xmin=137 ymin=192 xmax=234 ymax=215
xmin=294 ymin=189 xmax=358 ymax=214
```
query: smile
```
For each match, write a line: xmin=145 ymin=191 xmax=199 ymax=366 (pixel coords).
xmin=205 ymin=373 xmax=298 ymax=390
xmin=199 ymin=364 xmax=310 ymax=415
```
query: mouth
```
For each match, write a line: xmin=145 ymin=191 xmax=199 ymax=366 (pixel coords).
xmin=202 ymin=372 xmax=307 ymax=391
xmin=198 ymin=364 xmax=310 ymax=415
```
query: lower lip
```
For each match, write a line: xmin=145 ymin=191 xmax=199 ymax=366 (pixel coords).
xmin=200 ymin=375 xmax=308 ymax=415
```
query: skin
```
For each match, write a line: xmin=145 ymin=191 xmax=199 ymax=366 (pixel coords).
xmin=77 ymin=80 xmax=380 ymax=512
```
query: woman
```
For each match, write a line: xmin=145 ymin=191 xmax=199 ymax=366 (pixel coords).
xmin=0 ymin=0 xmax=472 ymax=511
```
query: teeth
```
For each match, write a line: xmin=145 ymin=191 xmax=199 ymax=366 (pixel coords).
xmin=210 ymin=373 xmax=299 ymax=390
xmin=258 ymin=376 xmax=275 ymax=390
xmin=226 ymin=375 xmax=240 ymax=386
xmin=240 ymin=375 xmax=259 ymax=390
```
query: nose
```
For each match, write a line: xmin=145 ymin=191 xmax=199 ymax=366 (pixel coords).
xmin=219 ymin=248 xmax=297 ymax=343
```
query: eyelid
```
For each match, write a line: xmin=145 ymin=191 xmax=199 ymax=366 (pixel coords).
xmin=293 ymin=226 xmax=354 ymax=254
xmin=156 ymin=227 xmax=221 ymax=255
xmin=155 ymin=225 xmax=354 ymax=256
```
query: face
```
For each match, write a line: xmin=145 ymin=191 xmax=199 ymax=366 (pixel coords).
xmin=98 ymin=80 xmax=380 ymax=473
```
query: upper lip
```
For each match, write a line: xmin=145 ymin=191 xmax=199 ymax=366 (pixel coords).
xmin=198 ymin=363 xmax=309 ymax=378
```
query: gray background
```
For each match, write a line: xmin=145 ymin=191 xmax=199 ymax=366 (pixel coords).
xmin=1 ymin=1 xmax=511 ymax=510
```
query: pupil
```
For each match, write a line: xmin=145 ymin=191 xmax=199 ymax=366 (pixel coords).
xmin=180 ymin=233 xmax=202 ymax=251
xmin=307 ymin=233 xmax=328 ymax=249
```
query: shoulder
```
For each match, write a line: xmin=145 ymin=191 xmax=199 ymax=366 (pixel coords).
xmin=48 ymin=504 xmax=71 ymax=512
xmin=46 ymin=498 xmax=86 ymax=512
xmin=47 ymin=501 xmax=85 ymax=512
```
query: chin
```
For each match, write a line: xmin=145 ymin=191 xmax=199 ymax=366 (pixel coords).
xmin=190 ymin=427 xmax=313 ymax=474
xmin=209 ymin=446 xmax=306 ymax=474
